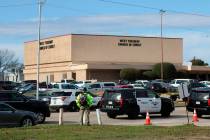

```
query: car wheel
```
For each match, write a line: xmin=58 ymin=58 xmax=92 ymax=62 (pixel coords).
xmin=21 ymin=117 xmax=33 ymax=127
xmin=69 ymin=102 xmax=79 ymax=112
xmin=107 ymin=112 xmax=117 ymax=119
xmin=36 ymin=112 xmax=46 ymax=123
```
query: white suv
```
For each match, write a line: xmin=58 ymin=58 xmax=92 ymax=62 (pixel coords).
xmin=50 ymin=90 xmax=101 ymax=112
xmin=50 ymin=90 xmax=79 ymax=112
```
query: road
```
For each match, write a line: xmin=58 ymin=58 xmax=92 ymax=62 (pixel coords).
xmin=46 ymin=107 xmax=210 ymax=126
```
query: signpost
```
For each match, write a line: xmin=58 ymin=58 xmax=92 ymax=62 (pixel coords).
xmin=178 ymin=83 xmax=190 ymax=124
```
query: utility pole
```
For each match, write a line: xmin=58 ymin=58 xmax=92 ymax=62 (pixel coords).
xmin=36 ymin=0 xmax=46 ymax=100
xmin=160 ymin=9 xmax=165 ymax=81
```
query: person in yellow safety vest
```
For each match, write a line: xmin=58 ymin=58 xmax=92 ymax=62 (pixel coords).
xmin=76 ymin=88 xmax=93 ymax=125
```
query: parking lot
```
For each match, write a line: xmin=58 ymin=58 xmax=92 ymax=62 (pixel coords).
xmin=46 ymin=107 xmax=210 ymax=126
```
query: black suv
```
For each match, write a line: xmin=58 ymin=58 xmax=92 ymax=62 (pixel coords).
xmin=0 ymin=90 xmax=50 ymax=123
xmin=100 ymin=88 xmax=174 ymax=119
xmin=187 ymin=87 xmax=210 ymax=117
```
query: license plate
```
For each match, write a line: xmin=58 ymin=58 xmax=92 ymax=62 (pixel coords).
xmin=106 ymin=105 xmax=113 ymax=109
xmin=108 ymin=101 xmax=113 ymax=105
xmin=196 ymin=101 xmax=200 ymax=105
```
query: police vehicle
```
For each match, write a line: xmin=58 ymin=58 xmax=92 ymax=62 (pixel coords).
xmin=100 ymin=88 xmax=174 ymax=119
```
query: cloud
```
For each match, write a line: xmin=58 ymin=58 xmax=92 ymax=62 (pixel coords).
xmin=0 ymin=13 xmax=210 ymax=37
xmin=0 ymin=13 xmax=210 ymax=63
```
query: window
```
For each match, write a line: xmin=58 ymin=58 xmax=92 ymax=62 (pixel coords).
xmin=0 ymin=104 xmax=13 ymax=111
xmin=90 ymin=84 xmax=101 ymax=88
xmin=104 ymin=83 xmax=115 ymax=87
xmin=136 ymin=90 xmax=148 ymax=98
xmin=147 ymin=90 xmax=157 ymax=98
xmin=8 ymin=93 xmax=25 ymax=101
xmin=53 ymin=84 xmax=59 ymax=89
xmin=122 ymin=90 xmax=135 ymax=98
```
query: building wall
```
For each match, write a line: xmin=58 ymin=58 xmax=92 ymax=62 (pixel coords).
xmin=71 ymin=34 xmax=183 ymax=65
xmin=24 ymin=34 xmax=183 ymax=82
xmin=88 ymin=69 xmax=120 ymax=82
xmin=24 ymin=34 xmax=72 ymax=66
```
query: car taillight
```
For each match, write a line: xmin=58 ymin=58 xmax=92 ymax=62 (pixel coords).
xmin=120 ymin=98 xmax=124 ymax=108
xmin=208 ymin=99 xmax=210 ymax=106
xmin=61 ymin=96 xmax=67 ymax=101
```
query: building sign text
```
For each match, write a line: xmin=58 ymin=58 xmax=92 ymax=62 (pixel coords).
xmin=118 ymin=39 xmax=142 ymax=47
xmin=40 ymin=40 xmax=55 ymax=50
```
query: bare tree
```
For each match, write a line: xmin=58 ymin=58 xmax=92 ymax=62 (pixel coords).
xmin=0 ymin=49 xmax=19 ymax=80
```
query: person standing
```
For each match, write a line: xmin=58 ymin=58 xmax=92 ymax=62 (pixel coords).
xmin=76 ymin=88 xmax=93 ymax=125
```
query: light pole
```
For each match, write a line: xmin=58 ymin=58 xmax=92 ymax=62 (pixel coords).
xmin=160 ymin=9 xmax=165 ymax=81
xmin=36 ymin=0 xmax=46 ymax=100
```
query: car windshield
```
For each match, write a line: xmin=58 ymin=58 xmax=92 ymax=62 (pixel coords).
xmin=190 ymin=83 xmax=207 ymax=88
xmin=104 ymin=92 xmax=121 ymax=100
xmin=177 ymin=80 xmax=188 ymax=84
xmin=104 ymin=83 xmax=115 ymax=87
xmin=191 ymin=91 xmax=210 ymax=100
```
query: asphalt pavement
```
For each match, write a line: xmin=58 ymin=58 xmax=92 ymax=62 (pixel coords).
xmin=45 ymin=107 xmax=210 ymax=126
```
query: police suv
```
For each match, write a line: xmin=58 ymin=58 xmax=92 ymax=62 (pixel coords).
xmin=100 ymin=88 xmax=174 ymax=119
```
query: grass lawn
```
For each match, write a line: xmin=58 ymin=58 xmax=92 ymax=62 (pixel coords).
xmin=1 ymin=125 xmax=210 ymax=140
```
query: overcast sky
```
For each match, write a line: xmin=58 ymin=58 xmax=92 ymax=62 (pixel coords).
xmin=0 ymin=0 xmax=210 ymax=64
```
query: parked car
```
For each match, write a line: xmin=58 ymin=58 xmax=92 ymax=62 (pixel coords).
xmin=188 ymin=82 xmax=207 ymax=93
xmin=115 ymin=85 xmax=134 ymax=89
xmin=52 ymin=83 xmax=80 ymax=91
xmin=75 ymin=80 xmax=96 ymax=88
xmin=50 ymin=90 xmax=79 ymax=112
xmin=0 ymin=102 xmax=38 ymax=127
xmin=135 ymin=80 xmax=150 ymax=87
xmin=18 ymin=83 xmax=36 ymax=94
xmin=129 ymin=84 xmax=144 ymax=89
xmin=61 ymin=79 xmax=76 ymax=84
xmin=146 ymin=82 xmax=168 ymax=93
xmin=199 ymin=81 xmax=210 ymax=87
xmin=0 ymin=91 xmax=50 ymax=123
xmin=170 ymin=79 xmax=194 ymax=88
xmin=0 ymin=81 xmax=17 ymax=90
xmin=86 ymin=82 xmax=116 ymax=95
xmin=100 ymin=88 xmax=174 ymax=119
xmin=187 ymin=87 xmax=210 ymax=117
xmin=22 ymin=89 xmax=55 ymax=104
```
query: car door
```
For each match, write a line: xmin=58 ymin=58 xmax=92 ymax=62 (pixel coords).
xmin=135 ymin=90 xmax=151 ymax=113
xmin=0 ymin=103 xmax=19 ymax=126
xmin=147 ymin=90 xmax=161 ymax=113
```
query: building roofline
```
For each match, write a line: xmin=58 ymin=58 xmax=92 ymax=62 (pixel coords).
xmin=24 ymin=33 xmax=183 ymax=43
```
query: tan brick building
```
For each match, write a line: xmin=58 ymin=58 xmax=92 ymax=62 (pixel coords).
xmin=24 ymin=34 xmax=210 ymax=82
